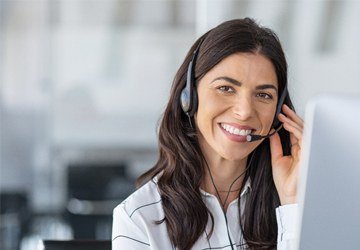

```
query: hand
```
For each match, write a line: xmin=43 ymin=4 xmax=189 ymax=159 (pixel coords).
xmin=269 ymin=104 xmax=304 ymax=205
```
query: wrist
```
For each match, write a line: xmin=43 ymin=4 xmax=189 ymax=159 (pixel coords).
xmin=279 ymin=195 xmax=297 ymax=205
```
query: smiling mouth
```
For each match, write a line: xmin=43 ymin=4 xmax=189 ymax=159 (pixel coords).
xmin=220 ymin=123 xmax=253 ymax=136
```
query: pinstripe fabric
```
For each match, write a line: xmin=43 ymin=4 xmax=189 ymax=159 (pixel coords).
xmin=112 ymin=177 xmax=298 ymax=249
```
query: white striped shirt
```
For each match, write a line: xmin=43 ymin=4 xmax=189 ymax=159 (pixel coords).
xmin=112 ymin=177 xmax=298 ymax=249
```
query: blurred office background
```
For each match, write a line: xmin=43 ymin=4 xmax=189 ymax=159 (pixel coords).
xmin=1 ymin=0 xmax=360 ymax=249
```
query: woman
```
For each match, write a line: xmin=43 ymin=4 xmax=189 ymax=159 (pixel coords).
xmin=112 ymin=18 xmax=303 ymax=250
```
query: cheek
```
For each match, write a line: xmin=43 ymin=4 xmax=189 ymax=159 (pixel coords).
xmin=196 ymin=93 xmax=222 ymax=127
xmin=195 ymin=106 xmax=213 ymax=135
xmin=259 ymin=104 xmax=277 ymax=128
xmin=195 ymin=101 xmax=223 ymax=144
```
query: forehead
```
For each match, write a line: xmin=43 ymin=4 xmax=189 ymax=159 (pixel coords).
xmin=200 ymin=52 xmax=278 ymax=88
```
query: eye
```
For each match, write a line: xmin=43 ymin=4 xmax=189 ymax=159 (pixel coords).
xmin=256 ymin=92 xmax=273 ymax=100
xmin=217 ymin=86 xmax=235 ymax=93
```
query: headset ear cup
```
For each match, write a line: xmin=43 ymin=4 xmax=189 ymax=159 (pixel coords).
xmin=180 ymin=38 xmax=202 ymax=117
xmin=189 ymin=87 xmax=198 ymax=116
xmin=180 ymin=88 xmax=191 ymax=113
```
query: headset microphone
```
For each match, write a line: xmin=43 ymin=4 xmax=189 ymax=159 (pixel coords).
xmin=246 ymin=124 xmax=283 ymax=142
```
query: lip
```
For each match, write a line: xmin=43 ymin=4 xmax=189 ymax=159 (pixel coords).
xmin=219 ymin=123 xmax=256 ymax=143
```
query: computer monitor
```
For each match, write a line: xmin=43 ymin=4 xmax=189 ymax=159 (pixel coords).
xmin=296 ymin=94 xmax=360 ymax=249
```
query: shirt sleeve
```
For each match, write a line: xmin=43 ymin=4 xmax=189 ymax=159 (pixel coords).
xmin=112 ymin=203 xmax=151 ymax=250
xmin=276 ymin=203 xmax=299 ymax=250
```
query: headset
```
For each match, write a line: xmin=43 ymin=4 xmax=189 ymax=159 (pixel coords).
xmin=180 ymin=41 xmax=201 ymax=118
xmin=180 ymin=40 xmax=288 ymax=141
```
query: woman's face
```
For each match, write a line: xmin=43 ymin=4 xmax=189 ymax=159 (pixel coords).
xmin=195 ymin=52 xmax=279 ymax=162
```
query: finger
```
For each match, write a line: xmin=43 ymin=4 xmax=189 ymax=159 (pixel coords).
xmin=290 ymin=133 xmax=302 ymax=158
xmin=278 ymin=113 xmax=303 ymax=132
xmin=282 ymin=104 xmax=304 ymax=128
xmin=289 ymin=131 xmax=298 ymax=147
xmin=282 ymin=104 xmax=303 ymax=122
xmin=283 ymin=122 xmax=303 ymax=143
xmin=269 ymin=131 xmax=283 ymax=162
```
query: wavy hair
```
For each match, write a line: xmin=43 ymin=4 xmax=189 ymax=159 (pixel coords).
xmin=137 ymin=18 xmax=293 ymax=250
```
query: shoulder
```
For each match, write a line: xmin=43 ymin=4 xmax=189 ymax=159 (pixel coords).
xmin=113 ymin=177 xmax=163 ymax=224
xmin=112 ymin=177 xmax=173 ymax=249
xmin=112 ymin=178 xmax=163 ymax=247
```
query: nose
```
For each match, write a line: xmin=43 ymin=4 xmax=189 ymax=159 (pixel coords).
xmin=232 ymin=95 xmax=254 ymax=120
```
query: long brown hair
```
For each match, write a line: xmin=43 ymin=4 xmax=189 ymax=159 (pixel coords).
xmin=137 ymin=18 xmax=293 ymax=250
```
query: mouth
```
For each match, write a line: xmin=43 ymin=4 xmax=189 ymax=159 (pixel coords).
xmin=219 ymin=123 xmax=256 ymax=143
xmin=220 ymin=123 xmax=255 ymax=135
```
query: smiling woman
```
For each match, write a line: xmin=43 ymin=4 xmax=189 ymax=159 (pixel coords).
xmin=196 ymin=53 xmax=279 ymax=164
xmin=112 ymin=18 xmax=303 ymax=250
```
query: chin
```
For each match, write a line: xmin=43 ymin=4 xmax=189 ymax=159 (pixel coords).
xmin=220 ymin=150 xmax=252 ymax=162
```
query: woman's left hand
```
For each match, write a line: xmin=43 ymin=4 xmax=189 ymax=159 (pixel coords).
xmin=269 ymin=104 xmax=304 ymax=205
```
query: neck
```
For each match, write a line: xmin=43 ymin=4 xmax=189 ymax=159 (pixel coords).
xmin=201 ymin=153 xmax=248 ymax=210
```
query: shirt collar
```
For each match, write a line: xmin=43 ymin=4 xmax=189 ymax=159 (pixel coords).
xmin=240 ymin=177 xmax=251 ymax=196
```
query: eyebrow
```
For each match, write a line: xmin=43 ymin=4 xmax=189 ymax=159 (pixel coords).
xmin=211 ymin=76 xmax=278 ymax=92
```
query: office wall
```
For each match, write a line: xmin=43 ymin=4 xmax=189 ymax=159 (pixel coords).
xmin=1 ymin=0 xmax=360 ymax=212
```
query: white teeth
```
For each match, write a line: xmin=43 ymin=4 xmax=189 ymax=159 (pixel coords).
xmin=239 ymin=130 xmax=247 ymax=136
xmin=229 ymin=127 xmax=234 ymax=134
xmin=221 ymin=124 xmax=252 ymax=136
